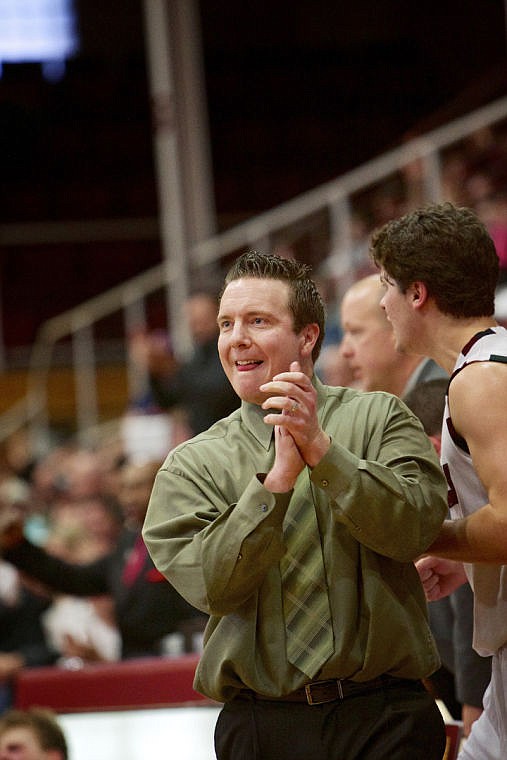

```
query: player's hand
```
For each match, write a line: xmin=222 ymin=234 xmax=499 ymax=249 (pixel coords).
xmin=415 ymin=556 xmax=467 ymax=600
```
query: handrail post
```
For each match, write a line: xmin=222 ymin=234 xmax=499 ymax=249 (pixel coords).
xmin=328 ymin=194 xmax=357 ymax=300
xmin=246 ymin=223 xmax=271 ymax=255
xmin=72 ymin=319 xmax=99 ymax=443
xmin=142 ymin=0 xmax=191 ymax=361
xmin=26 ymin=337 xmax=53 ymax=457
xmin=122 ymin=289 xmax=148 ymax=406
xmin=422 ymin=147 xmax=443 ymax=203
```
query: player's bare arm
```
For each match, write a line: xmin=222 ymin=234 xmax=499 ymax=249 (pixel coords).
xmin=429 ymin=361 xmax=507 ymax=562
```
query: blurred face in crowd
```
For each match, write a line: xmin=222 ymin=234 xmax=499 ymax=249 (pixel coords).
xmin=184 ymin=294 xmax=220 ymax=345
xmin=340 ymin=274 xmax=415 ymax=393
xmin=118 ymin=461 xmax=161 ymax=529
xmin=0 ymin=726 xmax=61 ymax=760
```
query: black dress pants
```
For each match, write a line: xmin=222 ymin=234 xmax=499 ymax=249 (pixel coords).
xmin=214 ymin=679 xmax=446 ymax=760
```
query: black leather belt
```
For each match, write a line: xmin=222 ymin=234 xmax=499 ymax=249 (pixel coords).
xmin=240 ymin=675 xmax=417 ymax=706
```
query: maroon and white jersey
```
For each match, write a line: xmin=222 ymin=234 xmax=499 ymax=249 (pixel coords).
xmin=441 ymin=325 xmax=507 ymax=656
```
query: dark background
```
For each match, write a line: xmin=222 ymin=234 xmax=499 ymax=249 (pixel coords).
xmin=1 ymin=0 xmax=506 ymax=348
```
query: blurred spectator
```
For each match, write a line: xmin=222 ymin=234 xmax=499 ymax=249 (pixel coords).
xmin=128 ymin=291 xmax=239 ymax=438
xmin=0 ymin=707 xmax=68 ymax=760
xmin=94 ymin=437 xmax=127 ymax=505
xmin=41 ymin=495 xmax=123 ymax=665
xmin=465 ymin=126 xmax=507 ymax=198
xmin=0 ymin=476 xmax=58 ymax=713
xmin=56 ymin=449 xmax=104 ymax=503
xmin=339 ymin=274 xmax=444 ymax=395
xmin=0 ymin=562 xmax=57 ymax=714
xmin=476 ymin=193 xmax=507 ymax=284
xmin=440 ymin=148 xmax=470 ymax=206
xmin=369 ymin=176 xmax=408 ymax=227
xmin=0 ymin=460 xmax=206 ymax=660
xmin=46 ymin=495 xmax=122 ymax=563
xmin=27 ymin=446 xmax=72 ymax=528
xmin=24 ymin=444 xmax=105 ymax=547
xmin=0 ymin=429 xmax=35 ymax=486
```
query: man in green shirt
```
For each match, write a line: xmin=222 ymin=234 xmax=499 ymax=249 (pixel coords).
xmin=143 ymin=251 xmax=448 ymax=760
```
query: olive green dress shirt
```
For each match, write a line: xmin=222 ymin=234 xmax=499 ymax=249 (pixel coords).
xmin=143 ymin=378 xmax=448 ymax=703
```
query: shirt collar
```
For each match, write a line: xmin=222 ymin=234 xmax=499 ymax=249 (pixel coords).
xmin=240 ymin=401 xmax=273 ymax=450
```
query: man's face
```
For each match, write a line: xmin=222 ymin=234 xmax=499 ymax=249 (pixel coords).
xmin=217 ymin=277 xmax=314 ymax=405
xmin=0 ymin=727 xmax=53 ymax=760
xmin=340 ymin=284 xmax=403 ymax=391
xmin=379 ymin=272 xmax=417 ymax=355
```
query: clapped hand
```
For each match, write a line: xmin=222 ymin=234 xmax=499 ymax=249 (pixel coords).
xmin=260 ymin=361 xmax=330 ymax=468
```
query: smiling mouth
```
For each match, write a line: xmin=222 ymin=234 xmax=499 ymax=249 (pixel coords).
xmin=235 ymin=360 xmax=262 ymax=369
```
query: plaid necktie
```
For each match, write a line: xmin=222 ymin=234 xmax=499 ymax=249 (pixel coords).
xmin=280 ymin=474 xmax=334 ymax=678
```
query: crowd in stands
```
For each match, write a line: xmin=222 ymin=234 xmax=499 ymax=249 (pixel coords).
xmin=0 ymin=285 xmax=242 ymax=713
xmin=318 ymin=122 xmax=507 ymax=318
xmin=0 ymin=433 xmax=208 ymax=713
xmin=1 ymin=122 xmax=507 ymax=752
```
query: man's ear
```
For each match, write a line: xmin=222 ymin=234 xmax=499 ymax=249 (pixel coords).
xmin=409 ymin=281 xmax=429 ymax=310
xmin=300 ymin=323 xmax=319 ymax=356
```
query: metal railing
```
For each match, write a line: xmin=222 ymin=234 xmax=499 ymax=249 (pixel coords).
xmin=3 ymin=93 xmax=507 ymax=446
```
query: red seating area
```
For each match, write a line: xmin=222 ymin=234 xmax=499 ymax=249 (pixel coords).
xmin=13 ymin=656 xmax=464 ymax=759
xmin=14 ymin=654 xmax=213 ymax=713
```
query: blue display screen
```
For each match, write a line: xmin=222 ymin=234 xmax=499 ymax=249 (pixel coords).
xmin=0 ymin=0 xmax=79 ymax=79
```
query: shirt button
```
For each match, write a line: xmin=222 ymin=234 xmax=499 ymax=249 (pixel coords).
xmin=320 ymin=479 xmax=329 ymax=487
xmin=260 ymin=503 xmax=268 ymax=512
